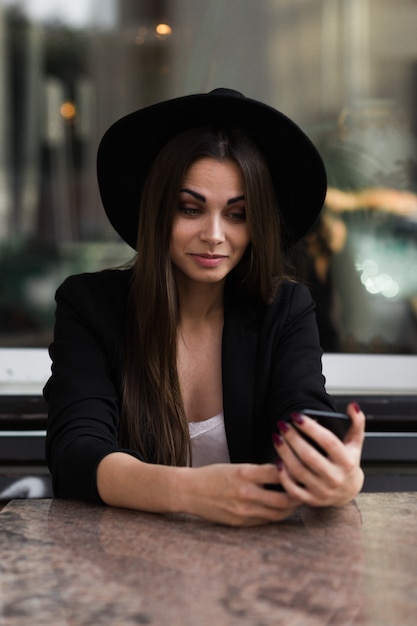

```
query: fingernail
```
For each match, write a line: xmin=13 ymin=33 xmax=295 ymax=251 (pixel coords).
xmin=291 ymin=412 xmax=304 ymax=425
xmin=277 ymin=420 xmax=290 ymax=434
xmin=272 ymin=433 xmax=284 ymax=447
xmin=276 ymin=459 xmax=284 ymax=471
xmin=353 ymin=402 xmax=361 ymax=413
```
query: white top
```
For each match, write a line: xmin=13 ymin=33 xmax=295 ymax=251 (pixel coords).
xmin=188 ymin=412 xmax=231 ymax=467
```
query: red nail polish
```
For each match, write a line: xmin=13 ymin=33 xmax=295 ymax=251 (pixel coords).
xmin=276 ymin=459 xmax=284 ymax=471
xmin=291 ymin=412 xmax=304 ymax=425
xmin=277 ymin=420 xmax=290 ymax=434
xmin=353 ymin=402 xmax=361 ymax=413
xmin=272 ymin=433 xmax=284 ymax=447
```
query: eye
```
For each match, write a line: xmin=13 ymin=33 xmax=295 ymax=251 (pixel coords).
xmin=179 ymin=204 xmax=202 ymax=217
xmin=227 ymin=210 xmax=246 ymax=223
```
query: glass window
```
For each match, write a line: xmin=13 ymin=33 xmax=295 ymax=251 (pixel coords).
xmin=1 ymin=0 xmax=417 ymax=354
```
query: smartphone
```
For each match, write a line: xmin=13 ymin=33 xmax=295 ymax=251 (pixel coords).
xmin=287 ymin=408 xmax=352 ymax=455
xmin=264 ymin=409 xmax=352 ymax=491
xmin=298 ymin=409 xmax=352 ymax=441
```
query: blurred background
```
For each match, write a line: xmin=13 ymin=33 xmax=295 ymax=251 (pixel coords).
xmin=1 ymin=0 xmax=417 ymax=354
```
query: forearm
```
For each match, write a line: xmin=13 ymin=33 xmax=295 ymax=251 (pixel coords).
xmin=97 ymin=452 xmax=189 ymax=514
xmin=96 ymin=453 xmax=301 ymax=526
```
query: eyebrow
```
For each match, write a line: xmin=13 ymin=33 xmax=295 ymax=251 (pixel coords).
xmin=180 ymin=188 xmax=245 ymax=205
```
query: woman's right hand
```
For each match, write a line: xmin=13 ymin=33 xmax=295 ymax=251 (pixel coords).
xmin=176 ymin=462 xmax=301 ymax=526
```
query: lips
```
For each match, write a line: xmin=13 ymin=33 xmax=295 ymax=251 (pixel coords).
xmin=197 ymin=253 xmax=226 ymax=259
xmin=189 ymin=253 xmax=228 ymax=267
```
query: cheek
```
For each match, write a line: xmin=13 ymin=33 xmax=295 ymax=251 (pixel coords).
xmin=169 ymin=222 xmax=192 ymax=261
xmin=238 ymin=226 xmax=251 ymax=250
xmin=237 ymin=229 xmax=251 ymax=262
xmin=171 ymin=220 xmax=194 ymax=244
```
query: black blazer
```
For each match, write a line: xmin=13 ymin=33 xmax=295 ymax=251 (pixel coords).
xmin=44 ymin=269 xmax=335 ymax=503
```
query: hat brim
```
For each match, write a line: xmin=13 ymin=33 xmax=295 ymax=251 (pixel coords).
xmin=97 ymin=89 xmax=327 ymax=249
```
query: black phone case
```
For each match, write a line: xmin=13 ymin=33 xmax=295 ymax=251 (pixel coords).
xmin=299 ymin=409 xmax=351 ymax=440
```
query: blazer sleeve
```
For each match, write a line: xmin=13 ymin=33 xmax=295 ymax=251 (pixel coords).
xmin=44 ymin=271 xmax=142 ymax=504
xmin=253 ymin=280 xmax=336 ymax=462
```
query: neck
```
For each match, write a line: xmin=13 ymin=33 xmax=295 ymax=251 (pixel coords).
xmin=175 ymin=275 xmax=225 ymax=324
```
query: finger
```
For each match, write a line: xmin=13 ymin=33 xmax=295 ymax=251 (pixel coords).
xmin=274 ymin=420 xmax=358 ymax=497
xmin=273 ymin=431 xmax=333 ymax=497
xmin=224 ymin=481 xmax=301 ymax=525
xmin=274 ymin=412 xmax=365 ymax=506
xmin=275 ymin=419 xmax=336 ymax=468
xmin=277 ymin=462 xmax=329 ymax=506
xmin=229 ymin=504 xmax=299 ymax=527
xmin=344 ymin=402 xmax=366 ymax=447
xmin=239 ymin=463 xmax=302 ymax=508
xmin=275 ymin=448 xmax=351 ymax=507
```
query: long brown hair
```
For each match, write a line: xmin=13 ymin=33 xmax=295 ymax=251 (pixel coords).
xmin=119 ymin=127 xmax=284 ymax=464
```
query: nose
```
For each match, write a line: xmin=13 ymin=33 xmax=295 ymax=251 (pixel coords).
xmin=200 ymin=214 xmax=225 ymax=246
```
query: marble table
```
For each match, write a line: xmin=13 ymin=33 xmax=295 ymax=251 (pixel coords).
xmin=1 ymin=493 xmax=416 ymax=625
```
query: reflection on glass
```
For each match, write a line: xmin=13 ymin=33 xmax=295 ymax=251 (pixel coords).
xmin=315 ymin=100 xmax=417 ymax=353
xmin=0 ymin=0 xmax=416 ymax=353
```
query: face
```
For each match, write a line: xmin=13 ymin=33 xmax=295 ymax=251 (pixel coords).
xmin=170 ymin=158 xmax=250 ymax=288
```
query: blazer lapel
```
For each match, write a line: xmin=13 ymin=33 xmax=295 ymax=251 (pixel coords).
xmin=222 ymin=281 xmax=260 ymax=462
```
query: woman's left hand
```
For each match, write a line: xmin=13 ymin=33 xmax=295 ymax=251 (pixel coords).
xmin=273 ymin=402 xmax=365 ymax=507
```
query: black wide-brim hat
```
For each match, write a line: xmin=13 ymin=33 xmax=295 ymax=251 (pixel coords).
xmin=97 ymin=88 xmax=327 ymax=249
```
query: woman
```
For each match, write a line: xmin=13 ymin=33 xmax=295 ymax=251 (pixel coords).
xmin=44 ymin=88 xmax=365 ymax=526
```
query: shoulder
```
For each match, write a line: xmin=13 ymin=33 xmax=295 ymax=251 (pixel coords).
xmin=58 ymin=267 xmax=132 ymax=292
xmin=261 ymin=279 xmax=316 ymax=335
xmin=224 ymin=278 xmax=315 ymax=341
xmin=257 ymin=280 xmax=321 ymax=358
xmin=270 ymin=279 xmax=315 ymax=316
xmin=52 ymin=268 xmax=134 ymax=357
xmin=224 ymin=277 xmax=314 ymax=323
xmin=54 ymin=268 xmax=133 ymax=335
xmin=56 ymin=268 xmax=133 ymax=304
